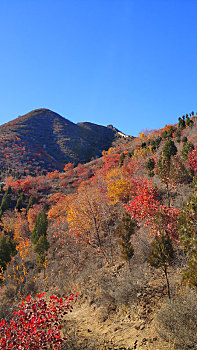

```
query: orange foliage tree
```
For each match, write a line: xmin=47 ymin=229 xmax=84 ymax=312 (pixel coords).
xmin=1 ymin=210 xmax=31 ymax=260
xmin=67 ymin=181 xmax=117 ymax=263
xmin=27 ymin=204 xmax=44 ymax=232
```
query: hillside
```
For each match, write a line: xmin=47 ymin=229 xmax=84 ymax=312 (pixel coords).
xmin=0 ymin=113 xmax=197 ymax=349
xmin=0 ymin=108 xmax=127 ymax=177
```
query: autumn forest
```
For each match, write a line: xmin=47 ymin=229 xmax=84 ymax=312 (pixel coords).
xmin=0 ymin=111 xmax=197 ymax=349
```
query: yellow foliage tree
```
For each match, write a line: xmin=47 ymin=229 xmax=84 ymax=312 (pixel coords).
xmin=106 ymin=168 xmax=135 ymax=204
xmin=1 ymin=210 xmax=31 ymax=259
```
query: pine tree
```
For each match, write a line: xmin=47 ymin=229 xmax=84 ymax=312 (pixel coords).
xmin=15 ymin=195 xmax=23 ymax=212
xmin=31 ymin=210 xmax=48 ymax=244
xmin=34 ymin=235 xmax=50 ymax=256
xmin=0 ymin=192 xmax=11 ymax=215
xmin=162 ymin=140 xmax=177 ymax=162
xmin=6 ymin=185 xmax=12 ymax=195
xmin=116 ymin=213 xmax=135 ymax=270
xmin=178 ymin=116 xmax=186 ymax=129
xmin=178 ymin=187 xmax=197 ymax=289
xmin=0 ymin=234 xmax=17 ymax=269
xmin=27 ymin=196 xmax=37 ymax=212
xmin=31 ymin=210 xmax=50 ymax=265
xmin=186 ymin=116 xmax=194 ymax=127
xmin=156 ymin=140 xmax=177 ymax=206
xmin=146 ymin=158 xmax=155 ymax=177
xmin=119 ymin=153 xmax=125 ymax=167
xmin=181 ymin=141 xmax=194 ymax=160
xmin=148 ymin=234 xmax=174 ymax=300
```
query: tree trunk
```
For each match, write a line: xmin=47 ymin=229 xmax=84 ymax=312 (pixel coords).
xmin=164 ymin=266 xmax=171 ymax=301
xmin=166 ymin=183 xmax=171 ymax=207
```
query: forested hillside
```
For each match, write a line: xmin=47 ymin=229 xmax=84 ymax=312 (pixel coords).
xmin=0 ymin=113 xmax=197 ymax=349
xmin=0 ymin=108 xmax=121 ymax=177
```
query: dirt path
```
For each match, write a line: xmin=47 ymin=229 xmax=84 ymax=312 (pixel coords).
xmin=63 ymin=298 xmax=170 ymax=349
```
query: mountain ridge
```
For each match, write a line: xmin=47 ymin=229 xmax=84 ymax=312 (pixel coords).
xmin=0 ymin=108 xmax=130 ymax=176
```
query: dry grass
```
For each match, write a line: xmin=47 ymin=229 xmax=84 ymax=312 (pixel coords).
xmin=156 ymin=290 xmax=197 ymax=349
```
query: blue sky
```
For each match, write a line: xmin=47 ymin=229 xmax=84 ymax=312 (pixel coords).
xmin=0 ymin=0 xmax=196 ymax=136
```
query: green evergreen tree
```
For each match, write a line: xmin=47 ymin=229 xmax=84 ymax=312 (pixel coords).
xmin=6 ymin=185 xmax=12 ymax=195
xmin=0 ymin=192 xmax=11 ymax=214
xmin=31 ymin=210 xmax=48 ymax=244
xmin=17 ymin=187 xmax=23 ymax=195
xmin=156 ymin=140 xmax=177 ymax=206
xmin=27 ymin=196 xmax=37 ymax=212
xmin=119 ymin=153 xmax=125 ymax=167
xmin=162 ymin=140 xmax=177 ymax=162
xmin=31 ymin=210 xmax=50 ymax=266
xmin=34 ymin=235 xmax=50 ymax=264
xmin=169 ymin=157 xmax=191 ymax=185
xmin=116 ymin=213 xmax=135 ymax=270
xmin=174 ymin=128 xmax=181 ymax=142
xmin=186 ymin=116 xmax=194 ymax=127
xmin=155 ymin=136 xmax=162 ymax=148
xmin=178 ymin=187 xmax=197 ymax=289
xmin=162 ymin=126 xmax=173 ymax=139
xmin=148 ymin=234 xmax=174 ymax=300
xmin=15 ymin=197 xmax=23 ymax=212
xmin=0 ymin=259 xmax=6 ymax=271
xmin=181 ymin=141 xmax=194 ymax=160
xmin=16 ymin=192 xmax=25 ymax=211
xmin=146 ymin=158 xmax=155 ymax=177
xmin=178 ymin=116 xmax=186 ymax=129
xmin=182 ymin=136 xmax=188 ymax=143
xmin=141 ymin=142 xmax=147 ymax=149
xmin=0 ymin=233 xmax=17 ymax=268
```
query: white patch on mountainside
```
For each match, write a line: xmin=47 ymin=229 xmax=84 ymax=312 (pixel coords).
xmin=117 ymin=131 xmax=129 ymax=138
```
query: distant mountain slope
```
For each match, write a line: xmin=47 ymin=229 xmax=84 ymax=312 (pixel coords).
xmin=0 ymin=108 xmax=126 ymax=175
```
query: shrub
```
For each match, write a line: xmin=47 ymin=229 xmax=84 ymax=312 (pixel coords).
xmin=157 ymin=292 xmax=197 ymax=349
xmin=0 ymin=292 xmax=78 ymax=349
xmin=181 ymin=142 xmax=194 ymax=160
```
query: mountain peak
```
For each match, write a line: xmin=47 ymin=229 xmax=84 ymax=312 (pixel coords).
xmin=0 ymin=109 xmax=121 ymax=174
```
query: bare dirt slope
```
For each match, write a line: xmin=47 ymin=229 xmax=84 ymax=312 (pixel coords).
xmin=62 ymin=269 xmax=180 ymax=350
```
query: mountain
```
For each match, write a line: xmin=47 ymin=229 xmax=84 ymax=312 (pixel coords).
xmin=0 ymin=108 xmax=128 ymax=175
xmin=0 ymin=113 xmax=197 ymax=349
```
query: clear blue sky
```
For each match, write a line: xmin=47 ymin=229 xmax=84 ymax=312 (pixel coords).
xmin=0 ymin=0 xmax=196 ymax=136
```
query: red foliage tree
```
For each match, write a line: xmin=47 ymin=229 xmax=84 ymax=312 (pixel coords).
xmin=124 ymin=178 xmax=159 ymax=226
xmin=188 ymin=147 xmax=197 ymax=174
xmin=0 ymin=292 xmax=78 ymax=349
xmin=124 ymin=178 xmax=180 ymax=240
